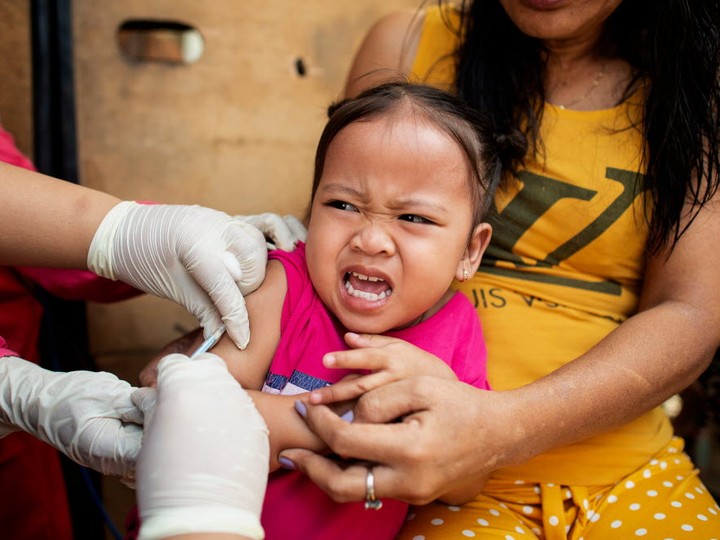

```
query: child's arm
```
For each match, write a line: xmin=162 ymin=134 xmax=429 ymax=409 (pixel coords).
xmin=245 ymin=390 xmax=329 ymax=467
xmin=140 ymin=260 xmax=329 ymax=471
xmin=309 ymin=332 xmax=458 ymax=405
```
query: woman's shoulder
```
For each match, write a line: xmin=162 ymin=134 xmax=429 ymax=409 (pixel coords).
xmin=344 ymin=5 xmax=464 ymax=96
xmin=343 ymin=9 xmax=426 ymax=97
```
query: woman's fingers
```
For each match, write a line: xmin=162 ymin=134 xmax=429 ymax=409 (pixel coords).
xmin=279 ymin=421 xmax=433 ymax=504
xmin=289 ymin=377 xmax=505 ymax=504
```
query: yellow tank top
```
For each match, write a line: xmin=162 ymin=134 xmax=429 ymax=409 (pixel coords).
xmin=413 ymin=6 xmax=673 ymax=485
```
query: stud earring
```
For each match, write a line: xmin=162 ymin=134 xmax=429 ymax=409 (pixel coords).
xmin=463 ymin=269 xmax=469 ymax=281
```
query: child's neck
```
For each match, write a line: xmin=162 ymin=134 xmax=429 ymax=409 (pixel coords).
xmin=382 ymin=289 xmax=456 ymax=333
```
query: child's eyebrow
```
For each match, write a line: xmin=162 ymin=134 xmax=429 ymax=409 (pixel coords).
xmin=386 ymin=197 xmax=450 ymax=216
xmin=317 ymin=183 xmax=369 ymax=202
xmin=319 ymin=183 xmax=451 ymax=216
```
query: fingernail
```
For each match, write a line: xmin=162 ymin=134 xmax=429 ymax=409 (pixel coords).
xmin=294 ymin=400 xmax=307 ymax=418
xmin=278 ymin=456 xmax=296 ymax=470
xmin=323 ymin=354 xmax=336 ymax=367
xmin=340 ymin=410 xmax=354 ymax=423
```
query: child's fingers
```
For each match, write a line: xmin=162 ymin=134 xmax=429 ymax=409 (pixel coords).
xmin=310 ymin=372 xmax=394 ymax=404
xmin=322 ymin=347 xmax=394 ymax=372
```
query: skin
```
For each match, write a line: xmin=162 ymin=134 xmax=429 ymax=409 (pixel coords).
xmin=305 ymin=112 xmax=487 ymax=334
xmin=0 ymin=162 xmax=119 ymax=267
xmin=143 ymin=110 xmax=492 ymax=471
xmin=277 ymin=0 xmax=720 ymax=505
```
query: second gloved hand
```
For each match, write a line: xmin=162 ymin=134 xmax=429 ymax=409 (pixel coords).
xmin=234 ymin=212 xmax=307 ymax=251
xmin=132 ymin=353 xmax=269 ymax=540
xmin=87 ymin=202 xmax=267 ymax=349
xmin=0 ymin=356 xmax=142 ymax=482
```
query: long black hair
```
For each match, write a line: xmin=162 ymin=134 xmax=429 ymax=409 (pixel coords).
xmin=442 ymin=0 xmax=720 ymax=253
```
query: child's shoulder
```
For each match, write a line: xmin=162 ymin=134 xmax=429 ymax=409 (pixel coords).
xmin=268 ymin=242 xmax=308 ymax=293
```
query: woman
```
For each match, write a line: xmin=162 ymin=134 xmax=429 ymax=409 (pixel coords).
xmin=280 ymin=0 xmax=720 ymax=537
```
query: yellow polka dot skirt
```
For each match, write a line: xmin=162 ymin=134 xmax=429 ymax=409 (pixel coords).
xmin=399 ymin=438 xmax=719 ymax=539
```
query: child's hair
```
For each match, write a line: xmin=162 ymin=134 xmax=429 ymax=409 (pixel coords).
xmin=309 ymin=81 xmax=524 ymax=229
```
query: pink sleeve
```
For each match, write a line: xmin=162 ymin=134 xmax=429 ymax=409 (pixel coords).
xmin=15 ymin=267 xmax=141 ymax=303
xmin=0 ymin=336 xmax=18 ymax=358
xmin=0 ymin=126 xmax=35 ymax=172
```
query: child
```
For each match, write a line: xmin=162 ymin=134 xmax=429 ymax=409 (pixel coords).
xmin=139 ymin=81 xmax=512 ymax=540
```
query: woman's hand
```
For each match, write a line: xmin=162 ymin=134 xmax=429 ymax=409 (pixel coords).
xmin=281 ymin=375 xmax=511 ymax=505
xmin=310 ymin=333 xmax=457 ymax=404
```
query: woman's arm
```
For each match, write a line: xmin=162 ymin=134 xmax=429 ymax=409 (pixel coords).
xmin=280 ymin=194 xmax=720 ymax=504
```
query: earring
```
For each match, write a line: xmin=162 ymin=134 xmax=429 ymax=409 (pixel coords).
xmin=463 ymin=269 xmax=469 ymax=281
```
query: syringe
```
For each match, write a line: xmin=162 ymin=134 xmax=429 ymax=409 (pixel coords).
xmin=189 ymin=325 xmax=226 ymax=359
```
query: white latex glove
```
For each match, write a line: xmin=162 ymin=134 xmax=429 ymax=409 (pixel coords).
xmin=234 ymin=213 xmax=307 ymax=251
xmin=132 ymin=353 xmax=269 ymax=540
xmin=88 ymin=201 xmax=267 ymax=349
xmin=0 ymin=356 xmax=143 ymax=481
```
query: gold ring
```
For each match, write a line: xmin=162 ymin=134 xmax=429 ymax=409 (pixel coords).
xmin=364 ymin=466 xmax=383 ymax=510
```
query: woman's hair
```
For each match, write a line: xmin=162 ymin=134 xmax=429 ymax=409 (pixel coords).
xmin=442 ymin=0 xmax=720 ymax=253
xmin=311 ymin=81 xmax=524 ymax=229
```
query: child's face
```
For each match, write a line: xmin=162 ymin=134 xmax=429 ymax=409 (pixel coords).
xmin=305 ymin=114 xmax=485 ymax=334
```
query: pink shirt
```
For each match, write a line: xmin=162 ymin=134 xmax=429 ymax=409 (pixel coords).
xmin=261 ymin=243 xmax=489 ymax=540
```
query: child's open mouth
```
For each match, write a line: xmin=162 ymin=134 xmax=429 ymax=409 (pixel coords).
xmin=344 ymin=271 xmax=393 ymax=301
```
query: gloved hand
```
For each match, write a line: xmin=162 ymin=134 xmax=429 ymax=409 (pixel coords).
xmin=132 ymin=353 xmax=269 ymax=540
xmin=234 ymin=212 xmax=307 ymax=251
xmin=88 ymin=201 xmax=267 ymax=349
xmin=0 ymin=356 xmax=142 ymax=482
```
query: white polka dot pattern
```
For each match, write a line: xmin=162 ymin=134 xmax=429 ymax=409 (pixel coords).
xmin=395 ymin=439 xmax=720 ymax=540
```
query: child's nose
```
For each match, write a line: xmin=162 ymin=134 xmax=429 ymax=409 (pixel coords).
xmin=350 ymin=221 xmax=395 ymax=256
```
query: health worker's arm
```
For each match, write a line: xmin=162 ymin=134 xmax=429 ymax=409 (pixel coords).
xmin=274 ymin=13 xmax=720 ymax=504
xmin=0 ymin=162 xmax=268 ymax=348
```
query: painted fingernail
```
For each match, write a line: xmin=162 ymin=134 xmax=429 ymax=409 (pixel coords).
xmin=294 ymin=400 xmax=307 ymax=418
xmin=278 ymin=456 xmax=296 ymax=470
xmin=340 ymin=410 xmax=354 ymax=423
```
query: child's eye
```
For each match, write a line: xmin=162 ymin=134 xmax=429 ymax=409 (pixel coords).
xmin=399 ymin=214 xmax=433 ymax=225
xmin=326 ymin=200 xmax=358 ymax=212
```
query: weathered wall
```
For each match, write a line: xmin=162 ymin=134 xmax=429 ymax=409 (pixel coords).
xmin=0 ymin=2 xmax=33 ymax=158
xmin=73 ymin=0 xmax=422 ymax=382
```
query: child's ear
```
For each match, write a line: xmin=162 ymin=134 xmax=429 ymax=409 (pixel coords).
xmin=455 ymin=223 xmax=492 ymax=281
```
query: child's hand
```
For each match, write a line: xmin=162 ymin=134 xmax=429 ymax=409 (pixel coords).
xmin=138 ymin=328 xmax=202 ymax=387
xmin=309 ymin=333 xmax=457 ymax=405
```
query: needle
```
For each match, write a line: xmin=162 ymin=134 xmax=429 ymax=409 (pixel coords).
xmin=189 ymin=325 xmax=226 ymax=359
